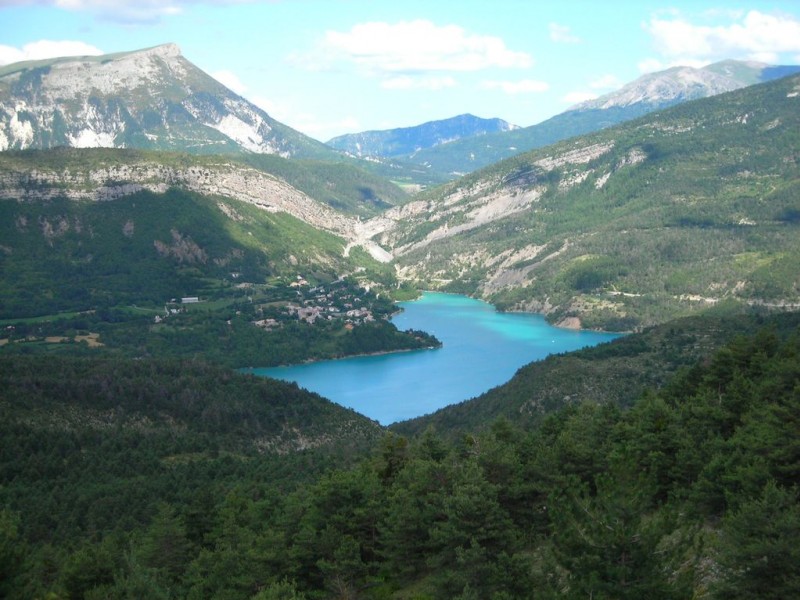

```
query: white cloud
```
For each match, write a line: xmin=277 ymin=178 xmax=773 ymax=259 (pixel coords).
xmin=212 ymin=70 xmax=248 ymax=95
xmin=0 ymin=40 xmax=103 ymax=66
xmin=382 ymin=75 xmax=457 ymax=91
xmin=316 ymin=20 xmax=533 ymax=75
xmin=481 ymin=79 xmax=550 ymax=94
xmin=701 ymin=8 xmax=746 ymax=21
xmin=643 ymin=9 xmax=800 ymax=67
xmin=549 ymin=23 xmax=580 ymax=44
xmin=563 ymin=91 xmax=598 ymax=104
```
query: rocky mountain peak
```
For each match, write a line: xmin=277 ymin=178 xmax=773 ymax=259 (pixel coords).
xmin=571 ymin=60 xmax=800 ymax=112
xmin=16 ymin=44 xmax=188 ymax=100
xmin=141 ymin=42 xmax=182 ymax=59
xmin=572 ymin=65 xmax=741 ymax=111
xmin=0 ymin=43 xmax=335 ymax=158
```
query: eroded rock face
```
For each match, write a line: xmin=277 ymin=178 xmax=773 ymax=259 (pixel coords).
xmin=0 ymin=161 xmax=393 ymax=262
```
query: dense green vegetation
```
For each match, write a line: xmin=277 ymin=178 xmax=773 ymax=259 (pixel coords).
xmin=0 ymin=354 xmax=384 ymax=598
xmin=0 ymin=183 xmax=437 ymax=366
xmin=0 ymin=301 xmax=439 ymax=368
xmin=390 ymin=73 xmax=800 ymax=330
xmin=2 ymin=317 xmax=799 ymax=598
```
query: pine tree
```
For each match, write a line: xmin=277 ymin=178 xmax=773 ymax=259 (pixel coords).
xmin=713 ymin=481 xmax=800 ymax=600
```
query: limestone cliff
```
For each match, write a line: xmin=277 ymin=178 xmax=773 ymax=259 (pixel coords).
xmin=0 ymin=157 xmax=393 ymax=262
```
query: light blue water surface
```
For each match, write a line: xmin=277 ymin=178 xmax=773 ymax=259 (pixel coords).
xmin=248 ymin=292 xmax=621 ymax=425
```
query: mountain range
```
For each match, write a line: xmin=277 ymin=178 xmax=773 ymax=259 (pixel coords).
xmin=2 ymin=45 xmax=799 ymax=334
xmin=326 ymin=113 xmax=517 ymax=158
xmin=386 ymin=60 xmax=800 ymax=178
xmin=5 ymin=45 xmax=798 ymax=189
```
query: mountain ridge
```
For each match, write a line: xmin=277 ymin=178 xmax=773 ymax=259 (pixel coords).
xmin=397 ymin=60 xmax=800 ymax=178
xmin=570 ymin=60 xmax=762 ymax=111
xmin=326 ymin=113 xmax=517 ymax=158
xmin=0 ymin=148 xmax=394 ymax=262
xmin=2 ymin=46 xmax=800 ymax=335
xmin=371 ymin=72 xmax=800 ymax=330
xmin=0 ymin=43 xmax=338 ymax=159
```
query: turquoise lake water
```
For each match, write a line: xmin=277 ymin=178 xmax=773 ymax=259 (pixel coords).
xmin=249 ymin=292 xmax=621 ymax=425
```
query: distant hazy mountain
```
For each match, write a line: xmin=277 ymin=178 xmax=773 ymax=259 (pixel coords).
xmin=326 ymin=114 xmax=517 ymax=158
xmin=0 ymin=44 xmax=338 ymax=159
xmin=570 ymin=60 xmax=800 ymax=111
xmin=401 ymin=60 xmax=800 ymax=178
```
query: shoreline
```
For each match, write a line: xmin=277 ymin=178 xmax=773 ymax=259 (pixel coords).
xmin=240 ymin=292 xmax=621 ymax=424
xmin=400 ymin=289 xmax=630 ymax=334
xmin=242 ymin=342 xmax=442 ymax=372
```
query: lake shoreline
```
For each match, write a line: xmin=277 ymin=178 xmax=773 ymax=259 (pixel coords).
xmin=407 ymin=290 xmax=626 ymax=334
xmin=243 ymin=340 xmax=442 ymax=371
xmin=250 ymin=292 xmax=621 ymax=424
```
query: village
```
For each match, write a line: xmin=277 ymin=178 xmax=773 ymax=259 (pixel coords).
xmin=141 ymin=273 xmax=404 ymax=350
xmin=152 ymin=272 xmax=386 ymax=334
xmin=252 ymin=275 xmax=378 ymax=331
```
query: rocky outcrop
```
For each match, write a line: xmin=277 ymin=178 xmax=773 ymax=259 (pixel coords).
xmin=0 ymin=161 xmax=394 ymax=262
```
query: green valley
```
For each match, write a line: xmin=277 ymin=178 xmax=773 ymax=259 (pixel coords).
xmin=375 ymin=73 xmax=800 ymax=331
xmin=1 ymin=34 xmax=800 ymax=600
xmin=0 ymin=150 xmax=437 ymax=367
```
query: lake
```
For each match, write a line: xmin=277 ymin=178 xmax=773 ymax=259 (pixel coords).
xmin=248 ymin=292 xmax=621 ymax=425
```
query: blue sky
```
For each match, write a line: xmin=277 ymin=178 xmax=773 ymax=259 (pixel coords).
xmin=2 ymin=0 xmax=800 ymax=141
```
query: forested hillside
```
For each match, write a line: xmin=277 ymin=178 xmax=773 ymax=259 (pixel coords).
xmin=394 ymin=310 xmax=800 ymax=438
xmin=0 ymin=150 xmax=438 ymax=367
xmin=378 ymin=73 xmax=800 ymax=331
xmin=0 ymin=354 xmax=385 ymax=598
xmin=2 ymin=319 xmax=798 ymax=598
